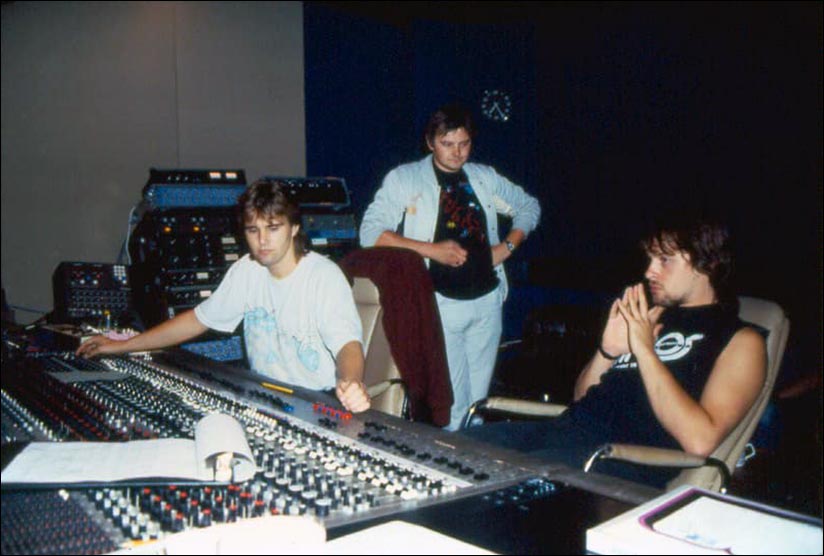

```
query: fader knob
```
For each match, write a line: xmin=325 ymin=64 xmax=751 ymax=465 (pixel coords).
xmin=315 ymin=498 xmax=331 ymax=517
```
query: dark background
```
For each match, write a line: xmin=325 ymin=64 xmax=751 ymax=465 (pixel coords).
xmin=304 ymin=1 xmax=822 ymax=393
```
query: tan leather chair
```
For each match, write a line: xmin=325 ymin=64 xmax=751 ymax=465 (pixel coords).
xmin=352 ymin=277 xmax=407 ymax=418
xmin=464 ymin=295 xmax=790 ymax=492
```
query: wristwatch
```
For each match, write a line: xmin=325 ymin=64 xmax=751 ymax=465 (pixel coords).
xmin=505 ymin=240 xmax=516 ymax=252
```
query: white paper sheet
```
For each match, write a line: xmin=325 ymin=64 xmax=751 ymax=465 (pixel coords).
xmin=1 ymin=412 xmax=254 ymax=485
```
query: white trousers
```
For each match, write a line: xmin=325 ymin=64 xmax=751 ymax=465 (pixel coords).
xmin=436 ymin=287 xmax=503 ymax=431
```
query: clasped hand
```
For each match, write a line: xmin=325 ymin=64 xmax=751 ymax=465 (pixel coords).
xmin=336 ymin=379 xmax=371 ymax=413
xmin=602 ymin=283 xmax=664 ymax=358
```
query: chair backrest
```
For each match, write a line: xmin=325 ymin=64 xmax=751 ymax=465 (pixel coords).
xmin=668 ymin=295 xmax=790 ymax=491
xmin=352 ymin=277 xmax=405 ymax=417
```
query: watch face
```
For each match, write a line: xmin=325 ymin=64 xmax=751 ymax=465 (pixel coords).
xmin=481 ymin=89 xmax=512 ymax=122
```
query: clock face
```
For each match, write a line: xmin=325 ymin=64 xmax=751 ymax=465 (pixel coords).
xmin=481 ymin=89 xmax=512 ymax=122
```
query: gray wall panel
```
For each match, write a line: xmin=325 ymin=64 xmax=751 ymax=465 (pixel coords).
xmin=1 ymin=1 xmax=305 ymax=323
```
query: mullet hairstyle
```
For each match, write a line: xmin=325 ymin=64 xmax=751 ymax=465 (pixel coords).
xmin=237 ymin=179 xmax=309 ymax=257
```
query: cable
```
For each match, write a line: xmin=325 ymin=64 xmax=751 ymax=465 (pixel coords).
xmin=117 ymin=201 xmax=146 ymax=265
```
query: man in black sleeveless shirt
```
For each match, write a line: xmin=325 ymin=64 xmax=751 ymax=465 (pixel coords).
xmin=464 ymin=219 xmax=767 ymax=487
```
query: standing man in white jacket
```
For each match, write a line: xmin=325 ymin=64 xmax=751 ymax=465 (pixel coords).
xmin=360 ymin=103 xmax=541 ymax=429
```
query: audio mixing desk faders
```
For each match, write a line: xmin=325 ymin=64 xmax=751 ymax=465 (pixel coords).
xmin=0 ymin=331 xmax=655 ymax=554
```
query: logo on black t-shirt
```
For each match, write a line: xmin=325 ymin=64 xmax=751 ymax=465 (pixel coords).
xmin=613 ymin=332 xmax=705 ymax=369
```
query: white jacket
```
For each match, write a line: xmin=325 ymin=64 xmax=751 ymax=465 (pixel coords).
xmin=360 ymin=154 xmax=541 ymax=298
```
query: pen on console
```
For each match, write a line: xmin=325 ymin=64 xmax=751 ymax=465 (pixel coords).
xmin=261 ymin=382 xmax=294 ymax=395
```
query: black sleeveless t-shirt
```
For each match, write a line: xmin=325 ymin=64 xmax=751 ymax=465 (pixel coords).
xmin=568 ymin=303 xmax=747 ymax=449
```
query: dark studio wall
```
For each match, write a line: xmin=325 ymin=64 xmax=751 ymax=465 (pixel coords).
xmin=304 ymin=5 xmax=416 ymax=218
xmin=304 ymin=3 xmax=538 ymax=231
xmin=304 ymin=2 xmax=822 ymax=385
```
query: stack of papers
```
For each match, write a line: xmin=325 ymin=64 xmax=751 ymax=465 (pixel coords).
xmin=587 ymin=485 xmax=822 ymax=555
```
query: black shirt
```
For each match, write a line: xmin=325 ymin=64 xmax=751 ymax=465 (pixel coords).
xmin=568 ymin=303 xmax=746 ymax=449
xmin=428 ymin=164 xmax=498 ymax=299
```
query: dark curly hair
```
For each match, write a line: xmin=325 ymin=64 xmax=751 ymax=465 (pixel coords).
xmin=641 ymin=218 xmax=734 ymax=303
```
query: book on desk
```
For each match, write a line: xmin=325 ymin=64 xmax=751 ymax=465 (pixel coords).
xmin=586 ymin=484 xmax=823 ymax=555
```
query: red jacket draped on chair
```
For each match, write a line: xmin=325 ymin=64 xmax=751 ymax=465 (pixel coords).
xmin=340 ymin=247 xmax=453 ymax=426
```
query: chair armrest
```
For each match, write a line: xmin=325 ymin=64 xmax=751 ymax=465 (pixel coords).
xmin=461 ymin=396 xmax=568 ymax=429
xmin=483 ymin=397 xmax=568 ymax=417
xmin=584 ymin=443 xmax=732 ymax=490
xmin=591 ymin=444 xmax=708 ymax=467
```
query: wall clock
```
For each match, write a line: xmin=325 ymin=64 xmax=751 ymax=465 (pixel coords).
xmin=481 ymin=89 xmax=512 ymax=122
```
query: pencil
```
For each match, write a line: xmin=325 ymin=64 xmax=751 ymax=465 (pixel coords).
xmin=261 ymin=382 xmax=294 ymax=395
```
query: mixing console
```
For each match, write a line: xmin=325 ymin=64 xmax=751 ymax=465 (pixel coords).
xmin=0 ymin=330 xmax=654 ymax=554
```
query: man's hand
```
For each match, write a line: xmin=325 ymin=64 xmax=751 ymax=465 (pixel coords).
xmin=616 ymin=283 xmax=664 ymax=358
xmin=574 ymin=282 xmax=666 ymax=400
xmin=76 ymin=335 xmax=126 ymax=359
xmin=600 ymin=295 xmax=630 ymax=358
xmin=75 ymin=310 xmax=207 ymax=360
xmin=429 ymin=240 xmax=467 ymax=268
xmin=335 ymin=379 xmax=371 ymax=413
